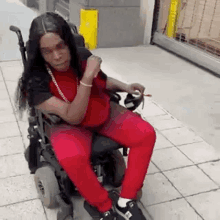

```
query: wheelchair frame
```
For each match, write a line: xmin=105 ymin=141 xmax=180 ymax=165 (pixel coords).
xmin=10 ymin=22 xmax=129 ymax=219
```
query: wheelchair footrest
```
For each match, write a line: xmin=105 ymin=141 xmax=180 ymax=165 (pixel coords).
xmin=84 ymin=200 xmax=101 ymax=219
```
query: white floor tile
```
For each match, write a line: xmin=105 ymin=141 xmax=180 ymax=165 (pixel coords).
xmin=142 ymin=102 xmax=167 ymax=117
xmin=141 ymin=173 xmax=182 ymax=206
xmin=0 ymin=112 xmax=17 ymax=123
xmin=177 ymin=142 xmax=220 ymax=164
xmin=1 ymin=65 xmax=23 ymax=81
xmin=0 ymin=136 xmax=24 ymax=156
xmin=0 ymin=89 xmax=9 ymax=100
xmin=154 ymin=131 xmax=174 ymax=150
xmin=146 ymin=114 xmax=183 ymax=131
xmin=199 ymin=161 xmax=220 ymax=186
xmin=0 ymin=174 xmax=38 ymax=206
xmin=147 ymin=198 xmax=203 ymax=220
xmin=186 ymin=189 xmax=220 ymax=220
xmin=0 ymin=153 xmax=29 ymax=178
xmin=0 ymin=122 xmax=20 ymax=139
xmin=161 ymin=127 xmax=203 ymax=146
xmin=152 ymin=147 xmax=193 ymax=171
xmin=0 ymin=199 xmax=47 ymax=220
xmin=164 ymin=166 xmax=218 ymax=197
xmin=0 ymin=81 xmax=6 ymax=90
xmin=0 ymin=99 xmax=14 ymax=114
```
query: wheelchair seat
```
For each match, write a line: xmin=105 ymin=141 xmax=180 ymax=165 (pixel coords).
xmin=92 ymin=132 xmax=122 ymax=157
xmin=35 ymin=91 xmax=124 ymax=159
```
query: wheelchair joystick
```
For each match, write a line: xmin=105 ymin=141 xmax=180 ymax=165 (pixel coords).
xmin=124 ymin=92 xmax=144 ymax=111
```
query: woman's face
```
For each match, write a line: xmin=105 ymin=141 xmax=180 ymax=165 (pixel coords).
xmin=39 ymin=32 xmax=71 ymax=72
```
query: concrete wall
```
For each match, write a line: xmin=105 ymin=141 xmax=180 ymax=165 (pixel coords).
xmin=140 ymin=0 xmax=156 ymax=45
xmin=69 ymin=0 xmax=145 ymax=47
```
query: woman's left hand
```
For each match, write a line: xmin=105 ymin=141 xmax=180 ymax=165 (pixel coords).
xmin=126 ymin=83 xmax=145 ymax=95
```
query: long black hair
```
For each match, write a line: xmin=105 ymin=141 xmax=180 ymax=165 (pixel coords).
xmin=15 ymin=12 xmax=83 ymax=119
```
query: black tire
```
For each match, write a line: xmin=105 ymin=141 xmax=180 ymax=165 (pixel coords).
xmin=34 ymin=165 xmax=60 ymax=208
xmin=105 ymin=150 xmax=126 ymax=187
xmin=24 ymin=147 xmax=29 ymax=162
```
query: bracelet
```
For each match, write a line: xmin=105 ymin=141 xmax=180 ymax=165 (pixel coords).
xmin=80 ymin=81 xmax=93 ymax=87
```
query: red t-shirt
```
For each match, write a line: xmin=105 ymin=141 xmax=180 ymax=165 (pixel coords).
xmin=49 ymin=60 xmax=110 ymax=127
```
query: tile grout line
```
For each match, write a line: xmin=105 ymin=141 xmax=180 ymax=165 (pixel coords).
xmin=0 ymin=134 xmax=22 ymax=140
xmin=149 ymin=164 xmax=195 ymax=174
xmin=145 ymin=197 xmax=184 ymax=208
xmin=138 ymin=200 xmax=154 ymax=220
xmin=145 ymin=196 xmax=205 ymax=220
xmin=0 ymin=152 xmax=25 ymax=158
xmin=175 ymin=144 xmax=220 ymax=186
xmin=0 ymin=59 xmax=21 ymax=64
xmin=184 ymin=188 xmax=220 ymax=198
xmin=196 ymin=165 xmax=220 ymax=188
xmin=154 ymin=129 xmax=176 ymax=147
xmin=182 ymin=197 xmax=205 ymax=220
xmin=159 ymin=171 xmax=206 ymax=220
xmin=42 ymin=200 xmax=50 ymax=220
xmin=0 ymin=173 xmax=32 ymax=180
xmin=153 ymin=146 xmax=174 ymax=151
xmin=150 ymin=160 xmax=162 ymax=173
xmin=0 ymin=198 xmax=40 ymax=208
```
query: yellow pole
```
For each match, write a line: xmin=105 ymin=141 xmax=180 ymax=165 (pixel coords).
xmin=79 ymin=9 xmax=98 ymax=50
xmin=166 ymin=0 xmax=181 ymax=38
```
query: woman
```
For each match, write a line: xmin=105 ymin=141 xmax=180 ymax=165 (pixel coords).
xmin=15 ymin=12 xmax=156 ymax=220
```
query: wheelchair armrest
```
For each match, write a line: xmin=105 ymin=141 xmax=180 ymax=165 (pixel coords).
xmin=41 ymin=111 xmax=62 ymax=125
xmin=38 ymin=91 xmax=121 ymax=127
xmin=48 ymin=114 xmax=62 ymax=124
xmin=106 ymin=91 xmax=121 ymax=104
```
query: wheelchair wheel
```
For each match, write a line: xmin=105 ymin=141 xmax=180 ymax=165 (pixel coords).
xmin=34 ymin=165 xmax=60 ymax=208
xmin=24 ymin=147 xmax=29 ymax=162
xmin=105 ymin=149 xmax=126 ymax=187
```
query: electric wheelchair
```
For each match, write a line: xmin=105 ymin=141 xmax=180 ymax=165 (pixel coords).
xmin=10 ymin=22 xmax=144 ymax=220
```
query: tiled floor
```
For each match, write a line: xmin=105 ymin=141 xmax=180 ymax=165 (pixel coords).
xmin=1 ymin=59 xmax=220 ymax=220
xmin=0 ymin=1 xmax=220 ymax=219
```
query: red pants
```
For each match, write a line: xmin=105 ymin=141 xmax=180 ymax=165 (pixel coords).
xmin=48 ymin=102 xmax=156 ymax=213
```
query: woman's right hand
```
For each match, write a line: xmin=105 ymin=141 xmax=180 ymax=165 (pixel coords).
xmin=85 ymin=55 xmax=102 ymax=79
